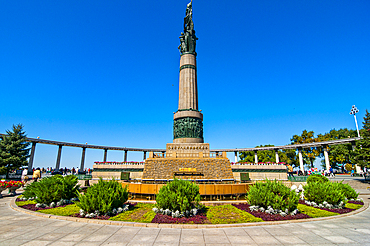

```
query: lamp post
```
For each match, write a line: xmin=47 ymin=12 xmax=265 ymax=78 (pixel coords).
xmin=350 ymin=105 xmax=360 ymax=137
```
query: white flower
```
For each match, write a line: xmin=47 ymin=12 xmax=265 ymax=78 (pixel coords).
xmin=290 ymin=185 xmax=297 ymax=190
xmin=280 ymin=212 xmax=287 ymax=217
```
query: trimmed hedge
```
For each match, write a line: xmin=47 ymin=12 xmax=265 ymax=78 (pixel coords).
xmin=77 ymin=178 xmax=128 ymax=214
xmin=22 ymin=175 xmax=79 ymax=204
xmin=247 ymin=179 xmax=299 ymax=212
xmin=306 ymin=174 xmax=329 ymax=184
xmin=156 ymin=178 xmax=200 ymax=212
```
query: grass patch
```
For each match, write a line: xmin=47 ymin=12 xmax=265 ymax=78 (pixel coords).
xmin=206 ymin=204 xmax=263 ymax=224
xmin=109 ymin=203 xmax=156 ymax=223
xmin=15 ymin=200 xmax=37 ymax=207
xmin=298 ymin=204 xmax=339 ymax=218
xmin=345 ymin=203 xmax=363 ymax=210
xmin=38 ymin=204 xmax=80 ymax=216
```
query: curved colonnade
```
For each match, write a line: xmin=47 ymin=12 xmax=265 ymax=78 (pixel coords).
xmin=0 ymin=134 xmax=360 ymax=173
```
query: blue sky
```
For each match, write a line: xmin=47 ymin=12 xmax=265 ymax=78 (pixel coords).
xmin=1 ymin=0 xmax=369 ymax=169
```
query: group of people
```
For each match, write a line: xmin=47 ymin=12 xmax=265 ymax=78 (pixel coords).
xmin=19 ymin=166 xmax=93 ymax=183
xmin=21 ymin=167 xmax=41 ymax=183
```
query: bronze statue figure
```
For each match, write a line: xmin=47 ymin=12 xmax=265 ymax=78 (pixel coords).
xmin=179 ymin=0 xmax=198 ymax=54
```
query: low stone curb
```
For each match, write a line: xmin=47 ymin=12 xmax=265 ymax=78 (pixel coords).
xmin=10 ymin=197 xmax=369 ymax=229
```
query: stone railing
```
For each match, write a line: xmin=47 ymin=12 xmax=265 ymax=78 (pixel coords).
xmin=150 ymin=151 xmax=227 ymax=159
xmin=94 ymin=161 xmax=144 ymax=165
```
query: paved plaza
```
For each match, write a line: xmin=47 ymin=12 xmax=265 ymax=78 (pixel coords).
xmin=0 ymin=195 xmax=369 ymax=246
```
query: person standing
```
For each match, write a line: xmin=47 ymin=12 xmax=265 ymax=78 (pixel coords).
xmin=32 ymin=168 xmax=41 ymax=182
xmin=21 ymin=168 xmax=28 ymax=183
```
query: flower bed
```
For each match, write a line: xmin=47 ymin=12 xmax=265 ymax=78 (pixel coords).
xmin=232 ymin=203 xmax=311 ymax=221
xmin=15 ymin=199 xmax=363 ymax=224
xmin=152 ymin=208 xmax=209 ymax=224
xmin=0 ymin=180 xmax=24 ymax=188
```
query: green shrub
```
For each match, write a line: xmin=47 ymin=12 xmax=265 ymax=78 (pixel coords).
xmin=307 ymin=174 xmax=329 ymax=184
xmin=77 ymin=178 xmax=128 ymax=214
xmin=22 ymin=175 xmax=79 ymax=204
xmin=38 ymin=204 xmax=80 ymax=216
xmin=336 ymin=182 xmax=358 ymax=200
xmin=156 ymin=178 xmax=200 ymax=212
xmin=246 ymin=179 xmax=299 ymax=212
xmin=109 ymin=203 xmax=156 ymax=223
xmin=207 ymin=205 xmax=263 ymax=224
xmin=297 ymin=204 xmax=339 ymax=218
xmin=303 ymin=181 xmax=346 ymax=205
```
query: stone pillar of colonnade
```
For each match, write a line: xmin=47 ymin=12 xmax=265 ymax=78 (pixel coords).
xmin=254 ymin=151 xmax=258 ymax=164
xmin=80 ymin=147 xmax=86 ymax=170
xmin=323 ymin=145 xmax=330 ymax=172
xmin=103 ymin=149 xmax=108 ymax=162
xmin=55 ymin=145 xmax=63 ymax=170
xmin=28 ymin=142 xmax=37 ymax=174
xmin=143 ymin=151 xmax=147 ymax=160
xmin=234 ymin=151 xmax=238 ymax=163
xmin=124 ymin=150 xmax=128 ymax=162
xmin=275 ymin=150 xmax=279 ymax=163
xmin=298 ymin=148 xmax=304 ymax=173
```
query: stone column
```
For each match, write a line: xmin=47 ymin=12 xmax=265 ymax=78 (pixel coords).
xmin=143 ymin=151 xmax=147 ymax=160
xmin=103 ymin=149 xmax=108 ymax=162
xmin=234 ymin=151 xmax=238 ymax=163
xmin=254 ymin=151 xmax=258 ymax=164
xmin=323 ymin=145 xmax=330 ymax=172
xmin=28 ymin=142 xmax=37 ymax=174
xmin=298 ymin=148 xmax=304 ymax=173
xmin=178 ymin=54 xmax=198 ymax=110
xmin=173 ymin=53 xmax=203 ymax=144
xmin=275 ymin=150 xmax=280 ymax=163
xmin=124 ymin=150 xmax=128 ymax=162
xmin=80 ymin=147 xmax=86 ymax=170
xmin=55 ymin=145 xmax=63 ymax=170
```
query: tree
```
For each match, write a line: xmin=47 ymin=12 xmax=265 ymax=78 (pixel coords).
xmin=290 ymin=130 xmax=320 ymax=168
xmin=239 ymin=145 xmax=297 ymax=165
xmin=353 ymin=109 xmax=370 ymax=169
xmin=318 ymin=128 xmax=357 ymax=171
xmin=0 ymin=124 xmax=30 ymax=177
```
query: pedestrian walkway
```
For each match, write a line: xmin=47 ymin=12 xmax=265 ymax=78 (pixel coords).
xmin=0 ymin=195 xmax=369 ymax=246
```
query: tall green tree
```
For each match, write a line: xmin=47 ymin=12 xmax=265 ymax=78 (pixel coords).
xmin=353 ymin=109 xmax=370 ymax=169
xmin=239 ymin=145 xmax=297 ymax=165
xmin=290 ymin=130 xmax=320 ymax=168
xmin=0 ymin=124 xmax=30 ymax=177
xmin=317 ymin=128 xmax=357 ymax=170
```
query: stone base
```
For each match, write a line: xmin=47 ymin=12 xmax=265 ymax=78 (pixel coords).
xmin=142 ymin=157 xmax=234 ymax=180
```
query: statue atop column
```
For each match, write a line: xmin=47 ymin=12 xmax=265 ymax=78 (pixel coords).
xmin=178 ymin=0 xmax=198 ymax=54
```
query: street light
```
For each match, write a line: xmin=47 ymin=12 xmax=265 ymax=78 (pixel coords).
xmin=350 ymin=105 xmax=360 ymax=137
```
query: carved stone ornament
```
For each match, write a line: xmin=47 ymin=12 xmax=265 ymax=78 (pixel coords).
xmin=173 ymin=117 xmax=203 ymax=140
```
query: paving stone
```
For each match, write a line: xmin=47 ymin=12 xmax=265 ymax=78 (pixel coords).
xmin=203 ymin=234 xmax=230 ymax=244
xmin=249 ymin=235 xmax=283 ymax=245
xmin=226 ymin=235 xmax=256 ymax=244
xmin=322 ymin=235 xmax=355 ymax=244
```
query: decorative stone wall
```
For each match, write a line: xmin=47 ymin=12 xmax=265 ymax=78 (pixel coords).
xmin=142 ymin=157 xmax=234 ymax=180
xmin=231 ymin=164 xmax=288 ymax=181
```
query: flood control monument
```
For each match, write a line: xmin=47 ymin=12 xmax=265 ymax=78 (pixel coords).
xmin=92 ymin=1 xmax=288 ymax=184
xmin=142 ymin=1 xmax=234 ymax=181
